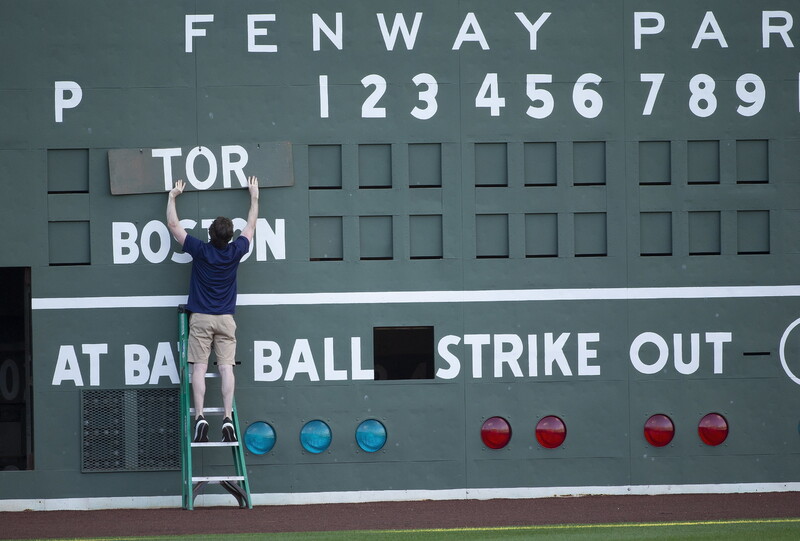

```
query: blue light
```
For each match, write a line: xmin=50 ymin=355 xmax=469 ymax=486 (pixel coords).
xmin=300 ymin=420 xmax=332 ymax=453
xmin=356 ymin=419 xmax=387 ymax=452
xmin=244 ymin=422 xmax=276 ymax=455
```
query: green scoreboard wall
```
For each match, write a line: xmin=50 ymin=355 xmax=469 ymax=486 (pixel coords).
xmin=1 ymin=1 xmax=800 ymax=506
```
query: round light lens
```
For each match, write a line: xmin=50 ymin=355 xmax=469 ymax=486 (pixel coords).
xmin=536 ymin=416 xmax=566 ymax=448
xmin=698 ymin=413 xmax=728 ymax=446
xmin=356 ymin=419 xmax=387 ymax=452
xmin=644 ymin=414 xmax=675 ymax=447
xmin=481 ymin=416 xmax=512 ymax=449
xmin=300 ymin=420 xmax=332 ymax=453
xmin=244 ymin=422 xmax=276 ymax=455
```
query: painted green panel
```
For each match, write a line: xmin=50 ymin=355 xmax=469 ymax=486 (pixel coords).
xmin=639 ymin=141 xmax=671 ymax=185
xmin=737 ymin=210 xmax=770 ymax=254
xmin=524 ymin=143 xmax=557 ymax=187
xmin=358 ymin=145 xmax=392 ymax=189
xmin=640 ymin=212 xmax=673 ymax=256
xmin=525 ymin=213 xmax=558 ymax=257
xmin=409 ymin=215 xmax=443 ymax=259
xmin=689 ymin=211 xmax=721 ymax=255
xmin=736 ymin=140 xmax=769 ymax=184
xmin=359 ymin=216 xmax=393 ymax=259
xmin=48 ymin=194 xmax=90 ymax=222
xmin=409 ymin=144 xmax=442 ymax=188
xmin=48 ymin=221 xmax=90 ymax=265
xmin=47 ymin=150 xmax=89 ymax=193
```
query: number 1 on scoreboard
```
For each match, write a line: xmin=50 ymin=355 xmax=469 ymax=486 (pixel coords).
xmin=319 ymin=75 xmax=329 ymax=118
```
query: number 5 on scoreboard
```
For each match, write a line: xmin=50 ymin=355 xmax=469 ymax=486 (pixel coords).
xmin=640 ymin=73 xmax=664 ymax=116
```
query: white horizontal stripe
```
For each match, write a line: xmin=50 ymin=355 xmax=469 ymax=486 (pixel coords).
xmin=31 ymin=285 xmax=800 ymax=310
xmin=32 ymin=295 xmax=187 ymax=310
xmin=1 ymin=482 xmax=799 ymax=511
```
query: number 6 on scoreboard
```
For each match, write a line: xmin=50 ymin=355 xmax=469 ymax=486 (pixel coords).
xmin=640 ymin=73 xmax=664 ymax=116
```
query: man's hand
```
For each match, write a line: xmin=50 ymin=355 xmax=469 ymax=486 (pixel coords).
xmin=248 ymin=176 xmax=259 ymax=199
xmin=170 ymin=179 xmax=185 ymax=199
xmin=241 ymin=176 xmax=259 ymax=243
xmin=166 ymin=179 xmax=187 ymax=245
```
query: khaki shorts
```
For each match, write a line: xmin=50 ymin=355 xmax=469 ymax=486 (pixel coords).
xmin=188 ymin=313 xmax=237 ymax=365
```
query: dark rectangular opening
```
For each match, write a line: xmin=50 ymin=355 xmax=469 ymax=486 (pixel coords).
xmin=0 ymin=267 xmax=33 ymax=471
xmin=373 ymin=326 xmax=434 ymax=380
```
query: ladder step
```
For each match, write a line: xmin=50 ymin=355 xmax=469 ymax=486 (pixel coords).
xmin=189 ymin=407 xmax=225 ymax=415
xmin=186 ymin=371 xmax=221 ymax=379
xmin=192 ymin=476 xmax=245 ymax=483
xmin=191 ymin=441 xmax=239 ymax=448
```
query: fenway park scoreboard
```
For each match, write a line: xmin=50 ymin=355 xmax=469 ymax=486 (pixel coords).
xmin=1 ymin=1 xmax=800 ymax=508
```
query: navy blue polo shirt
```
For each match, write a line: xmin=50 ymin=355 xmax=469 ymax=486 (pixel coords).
xmin=183 ymin=234 xmax=250 ymax=315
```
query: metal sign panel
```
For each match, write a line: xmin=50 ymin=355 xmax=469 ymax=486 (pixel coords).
xmin=108 ymin=142 xmax=293 ymax=194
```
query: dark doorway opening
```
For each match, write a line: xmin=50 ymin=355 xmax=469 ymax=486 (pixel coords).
xmin=0 ymin=268 xmax=33 ymax=470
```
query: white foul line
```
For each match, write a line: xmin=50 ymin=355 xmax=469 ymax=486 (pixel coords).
xmin=30 ymin=285 xmax=800 ymax=310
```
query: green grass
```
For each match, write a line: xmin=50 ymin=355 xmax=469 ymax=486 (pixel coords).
xmin=23 ymin=518 xmax=800 ymax=541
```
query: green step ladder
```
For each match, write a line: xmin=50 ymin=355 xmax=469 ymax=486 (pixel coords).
xmin=178 ymin=305 xmax=252 ymax=510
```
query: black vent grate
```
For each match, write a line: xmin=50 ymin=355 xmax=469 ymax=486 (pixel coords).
xmin=81 ymin=388 xmax=180 ymax=472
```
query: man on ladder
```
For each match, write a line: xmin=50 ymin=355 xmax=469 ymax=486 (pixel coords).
xmin=167 ymin=176 xmax=259 ymax=443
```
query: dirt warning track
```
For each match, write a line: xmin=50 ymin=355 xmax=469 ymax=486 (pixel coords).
xmin=2 ymin=492 xmax=800 ymax=539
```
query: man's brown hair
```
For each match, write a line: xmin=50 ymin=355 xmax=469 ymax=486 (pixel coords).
xmin=209 ymin=216 xmax=234 ymax=249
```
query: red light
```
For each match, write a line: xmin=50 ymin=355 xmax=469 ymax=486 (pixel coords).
xmin=481 ymin=416 xmax=511 ymax=449
xmin=643 ymin=414 xmax=675 ymax=447
xmin=698 ymin=413 xmax=728 ymax=446
xmin=535 ymin=416 xmax=566 ymax=448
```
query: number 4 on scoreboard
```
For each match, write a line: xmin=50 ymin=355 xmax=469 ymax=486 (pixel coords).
xmin=476 ymin=73 xmax=506 ymax=117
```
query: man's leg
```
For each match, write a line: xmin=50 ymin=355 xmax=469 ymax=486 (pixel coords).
xmin=214 ymin=314 xmax=238 ymax=442
xmin=188 ymin=314 xmax=214 ymax=443
xmin=218 ymin=364 xmax=235 ymax=420
xmin=190 ymin=362 xmax=209 ymax=442
xmin=191 ymin=362 xmax=208 ymax=418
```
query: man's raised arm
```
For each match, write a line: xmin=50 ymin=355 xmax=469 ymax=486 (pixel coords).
xmin=240 ymin=176 xmax=259 ymax=243
xmin=166 ymin=179 xmax=187 ymax=246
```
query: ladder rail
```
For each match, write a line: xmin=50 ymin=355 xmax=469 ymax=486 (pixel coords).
xmin=178 ymin=306 xmax=193 ymax=510
xmin=230 ymin=397 xmax=251 ymax=503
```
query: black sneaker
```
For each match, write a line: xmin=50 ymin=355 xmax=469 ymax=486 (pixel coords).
xmin=222 ymin=417 xmax=237 ymax=442
xmin=193 ymin=415 xmax=209 ymax=443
